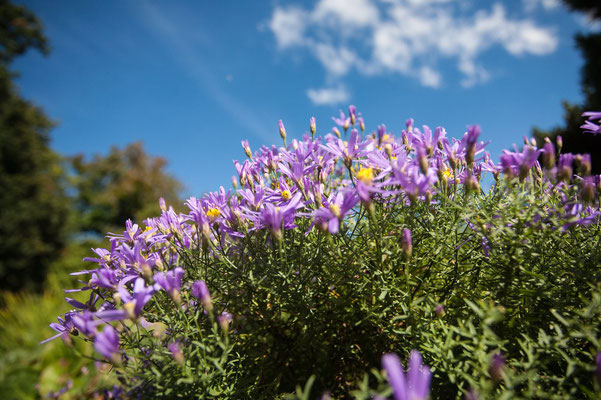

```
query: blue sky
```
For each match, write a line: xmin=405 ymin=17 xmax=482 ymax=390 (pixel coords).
xmin=14 ymin=0 xmax=600 ymax=196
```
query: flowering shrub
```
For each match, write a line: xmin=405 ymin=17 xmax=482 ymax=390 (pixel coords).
xmin=44 ymin=107 xmax=601 ymax=399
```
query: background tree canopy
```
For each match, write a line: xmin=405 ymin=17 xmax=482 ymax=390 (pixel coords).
xmin=0 ymin=0 xmax=67 ymax=292
xmin=0 ymin=0 xmax=183 ymax=292
xmin=534 ymin=0 xmax=601 ymax=172
xmin=70 ymin=142 xmax=183 ymax=235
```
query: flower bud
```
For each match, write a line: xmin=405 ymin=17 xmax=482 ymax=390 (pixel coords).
xmin=349 ymin=105 xmax=356 ymax=126
xmin=489 ymin=353 xmax=505 ymax=383
xmin=141 ymin=263 xmax=153 ymax=282
xmin=124 ymin=302 xmax=136 ymax=320
xmin=310 ymin=117 xmax=316 ymax=136
xmin=401 ymin=228 xmax=412 ymax=260
xmin=278 ymin=120 xmax=287 ymax=142
xmin=218 ymin=312 xmax=233 ymax=332
xmin=384 ymin=144 xmax=394 ymax=160
xmin=359 ymin=117 xmax=365 ymax=132
xmin=171 ymin=289 xmax=182 ymax=306
xmin=581 ymin=177 xmax=596 ymax=204
xmin=556 ymin=135 xmax=563 ymax=153
xmin=192 ymin=280 xmax=213 ymax=312
xmin=168 ymin=342 xmax=185 ymax=365
xmin=241 ymin=140 xmax=252 ymax=158
xmin=159 ymin=197 xmax=167 ymax=212
xmin=576 ymin=154 xmax=591 ymax=176
xmin=542 ymin=142 xmax=555 ymax=170
xmin=435 ymin=304 xmax=445 ymax=317
xmin=333 ymin=127 xmax=341 ymax=138
xmin=417 ymin=146 xmax=428 ymax=175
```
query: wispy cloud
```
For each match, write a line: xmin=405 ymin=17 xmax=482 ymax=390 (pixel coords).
xmin=306 ymin=85 xmax=350 ymax=106
xmin=268 ymin=0 xmax=559 ymax=102
xmin=137 ymin=3 xmax=274 ymax=143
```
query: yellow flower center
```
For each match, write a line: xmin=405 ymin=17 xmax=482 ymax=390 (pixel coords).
xmin=329 ymin=204 xmax=341 ymax=218
xmin=207 ymin=208 xmax=220 ymax=222
xmin=124 ymin=302 xmax=136 ymax=319
xmin=356 ymin=167 xmax=374 ymax=184
xmin=281 ymin=189 xmax=291 ymax=200
xmin=442 ymin=168 xmax=454 ymax=180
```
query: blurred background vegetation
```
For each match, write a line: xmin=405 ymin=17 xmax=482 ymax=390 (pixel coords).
xmin=533 ymin=0 xmax=601 ymax=172
xmin=0 ymin=0 xmax=599 ymax=398
xmin=0 ymin=1 xmax=183 ymax=397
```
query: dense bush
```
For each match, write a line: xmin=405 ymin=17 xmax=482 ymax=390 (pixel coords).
xmin=44 ymin=108 xmax=601 ymax=399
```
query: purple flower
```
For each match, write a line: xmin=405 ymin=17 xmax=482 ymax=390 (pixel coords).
xmin=581 ymin=120 xmax=601 ymax=135
xmin=154 ymin=267 xmax=185 ymax=303
xmin=382 ymin=350 xmax=431 ymax=400
xmin=257 ymin=193 xmax=302 ymax=240
xmin=71 ymin=311 xmax=100 ymax=338
xmin=500 ymin=145 xmax=542 ymax=180
xmin=332 ymin=110 xmax=350 ymax=131
xmin=40 ymin=311 xmax=78 ymax=344
xmin=94 ymin=325 xmax=120 ymax=362
xmin=581 ymin=111 xmax=601 ymax=135
xmin=313 ymin=191 xmax=359 ymax=234
xmin=583 ymin=111 xmax=601 ymax=121
xmin=322 ymin=128 xmax=367 ymax=165
xmin=95 ymin=278 xmax=155 ymax=321
xmin=192 ymin=280 xmax=213 ymax=311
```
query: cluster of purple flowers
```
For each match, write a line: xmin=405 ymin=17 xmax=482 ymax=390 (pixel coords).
xmin=42 ymin=106 xmax=601 ymax=397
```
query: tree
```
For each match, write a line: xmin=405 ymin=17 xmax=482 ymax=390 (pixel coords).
xmin=0 ymin=0 xmax=69 ymax=291
xmin=533 ymin=2 xmax=601 ymax=172
xmin=70 ymin=142 xmax=183 ymax=235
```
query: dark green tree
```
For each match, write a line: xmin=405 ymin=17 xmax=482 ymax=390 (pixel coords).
xmin=0 ymin=0 xmax=69 ymax=291
xmin=70 ymin=142 xmax=183 ymax=235
xmin=534 ymin=2 xmax=601 ymax=172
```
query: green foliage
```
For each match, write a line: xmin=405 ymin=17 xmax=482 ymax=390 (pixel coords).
xmin=0 ymin=286 xmax=115 ymax=399
xmin=70 ymin=142 xmax=183 ymax=235
xmin=65 ymin=173 xmax=601 ymax=399
xmin=0 ymin=0 xmax=48 ymax=64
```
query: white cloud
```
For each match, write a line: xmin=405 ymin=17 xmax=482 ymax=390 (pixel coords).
xmin=523 ymin=0 xmax=560 ymax=12
xmin=418 ymin=66 xmax=442 ymax=88
xmin=269 ymin=7 xmax=307 ymax=49
xmin=314 ymin=44 xmax=358 ymax=76
xmin=268 ymin=0 xmax=559 ymax=96
xmin=313 ymin=0 xmax=379 ymax=27
xmin=306 ymin=85 xmax=350 ymax=106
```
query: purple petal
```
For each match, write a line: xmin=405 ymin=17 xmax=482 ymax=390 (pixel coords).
xmin=382 ymin=353 xmax=408 ymax=400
